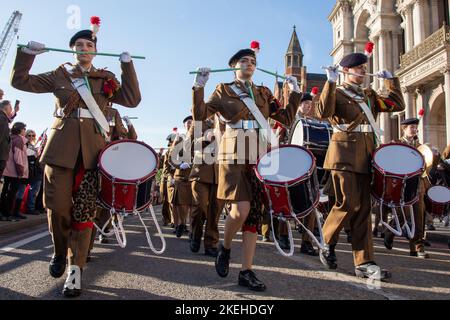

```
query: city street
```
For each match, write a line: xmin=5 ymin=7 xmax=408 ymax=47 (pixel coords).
xmin=1 ymin=206 xmax=449 ymax=300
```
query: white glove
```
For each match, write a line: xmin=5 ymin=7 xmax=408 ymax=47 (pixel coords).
xmin=376 ymin=70 xmax=393 ymax=79
xmin=180 ymin=162 xmax=191 ymax=170
xmin=119 ymin=52 xmax=132 ymax=63
xmin=193 ymin=67 xmax=211 ymax=89
xmin=170 ymin=178 xmax=175 ymax=186
xmin=123 ymin=116 xmax=132 ymax=127
xmin=22 ymin=41 xmax=47 ymax=55
xmin=285 ymin=75 xmax=301 ymax=93
xmin=325 ymin=65 xmax=339 ymax=83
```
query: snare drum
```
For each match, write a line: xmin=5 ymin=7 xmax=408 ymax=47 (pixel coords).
xmin=289 ymin=118 xmax=332 ymax=186
xmin=425 ymin=186 xmax=450 ymax=217
xmin=255 ymin=145 xmax=320 ymax=219
xmin=372 ymin=143 xmax=425 ymax=206
xmin=98 ymin=140 xmax=159 ymax=213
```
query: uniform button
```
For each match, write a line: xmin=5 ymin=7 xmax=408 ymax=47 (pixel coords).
xmin=80 ymin=119 xmax=84 ymax=123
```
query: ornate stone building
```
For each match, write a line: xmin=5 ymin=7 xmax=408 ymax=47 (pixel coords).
xmin=274 ymin=27 xmax=327 ymax=108
xmin=329 ymin=0 xmax=450 ymax=152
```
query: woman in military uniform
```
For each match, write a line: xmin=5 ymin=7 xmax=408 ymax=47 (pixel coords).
xmin=192 ymin=45 xmax=302 ymax=291
xmin=11 ymin=26 xmax=141 ymax=297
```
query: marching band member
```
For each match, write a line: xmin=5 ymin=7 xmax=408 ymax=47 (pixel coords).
xmin=318 ymin=50 xmax=404 ymax=279
xmin=189 ymin=116 xmax=225 ymax=257
xmin=384 ymin=118 xmax=430 ymax=258
xmin=168 ymin=116 xmax=194 ymax=238
xmin=11 ymin=19 xmax=141 ymax=297
xmin=192 ymin=44 xmax=302 ymax=291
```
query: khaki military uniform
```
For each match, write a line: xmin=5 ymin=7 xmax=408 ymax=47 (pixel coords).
xmin=168 ymin=135 xmax=192 ymax=206
xmin=315 ymin=79 xmax=405 ymax=266
xmin=11 ymin=49 xmax=141 ymax=268
xmin=193 ymin=80 xmax=301 ymax=202
xmin=189 ymin=117 xmax=225 ymax=249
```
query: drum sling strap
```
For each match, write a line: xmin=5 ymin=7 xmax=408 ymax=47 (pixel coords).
xmin=230 ymin=84 xmax=279 ymax=149
xmin=64 ymin=65 xmax=110 ymax=136
xmin=338 ymin=87 xmax=383 ymax=143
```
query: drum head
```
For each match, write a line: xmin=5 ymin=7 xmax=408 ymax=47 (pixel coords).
xmin=427 ymin=186 xmax=450 ymax=204
xmin=100 ymin=140 xmax=158 ymax=181
xmin=374 ymin=144 xmax=424 ymax=175
xmin=256 ymin=145 xmax=314 ymax=184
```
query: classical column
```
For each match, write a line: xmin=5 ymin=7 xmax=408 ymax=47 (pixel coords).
xmin=372 ymin=34 xmax=380 ymax=90
xmin=392 ymin=31 xmax=401 ymax=70
xmin=405 ymin=4 xmax=414 ymax=51
xmin=430 ymin=0 xmax=440 ymax=33
xmin=379 ymin=30 xmax=392 ymax=143
xmin=416 ymin=86 xmax=426 ymax=143
xmin=402 ymin=87 xmax=414 ymax=119
xmin=442 ymin=68 xmax=450 ymax=145
xmin=413 ymin=0 xmax=427 ymax=45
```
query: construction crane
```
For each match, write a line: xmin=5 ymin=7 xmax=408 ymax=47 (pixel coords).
xmin=0 ymin=11 xmax=22 ymax=70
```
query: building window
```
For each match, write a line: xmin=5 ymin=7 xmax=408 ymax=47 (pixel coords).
xmin=293 ymin=55 xmax=299 ymax=67
xmin=287 ymin=56 xmax=292 ymax=67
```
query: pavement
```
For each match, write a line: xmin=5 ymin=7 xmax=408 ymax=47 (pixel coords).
xmin=0 ymin=205 xmax=449 ymax=300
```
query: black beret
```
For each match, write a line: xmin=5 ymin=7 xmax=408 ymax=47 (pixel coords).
xmin=401 ymin=118 xmax=420 ymax=126
xmin=183 ymin=116 xmax=193 ymax=124
xmin=228 ymin=49 xmax=256 ymax=67
xmin=301 ymin=93 xmax=313 ymax=103
xmin=340 ymin=53 xmax=368 ymax=68
xmin=69 ymin=30 xmax=97 ymax=48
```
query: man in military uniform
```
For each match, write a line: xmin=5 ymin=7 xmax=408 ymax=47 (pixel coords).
xmin=317 ymin=52 xmax=404 ymax=279
xmin=168 ymin=116 xmax=194 ymax=238
xmin=189 ymin=116 xmax=225 ymax=257
xmin=11 ymin=28 xmax=141 ymax=297
xmin=384 ymin=118 xmax=430 ymax=258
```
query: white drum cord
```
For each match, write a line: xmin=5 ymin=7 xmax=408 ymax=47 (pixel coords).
xmin=271 ymin=209 xmax=325 ymax=257
xmin=94 ymin=208 xmax=127 ymax=248
xmin=379 ymin=200 xmax=403 ymax=237
xmin=135 ymin=205 xmax=166 ymax=255
xmin=270 ymin=212 xmax=295 ymax=257
xmin=400 ymin=205 xmax=416 ymax=239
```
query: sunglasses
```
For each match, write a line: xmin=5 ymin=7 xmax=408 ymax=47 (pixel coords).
xmin=27 ymin=134 xmax=36 ymax=137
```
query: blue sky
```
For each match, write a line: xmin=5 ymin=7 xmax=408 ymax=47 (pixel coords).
xmin=0 ymin=0 xmax=335 ymax=148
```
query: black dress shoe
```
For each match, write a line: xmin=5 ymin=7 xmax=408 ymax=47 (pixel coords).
xmin=319 ymin=244 xmax=337 ymax=269
xmin=238 ymin=270 xmax=267 ymax=292
xmin=49 ymin=255 xmax=67 ymax=279
xmin=355 ymin=263 xmax=391 ymax=280
xmin=300 ymin=242 xmax=319 ymax=256
xmin=176 ymin=225 xmax=186 ymax=238
xmin=190 ymin=239 xmax=201 ymax=253
xmin=384 ymin=232 xmax=394 ymax=250
xmin=278 ymin=236 xmax=291 ymax=250
xmin=205 ymin=247 xmax=218 ymax=258
xmin=215 ymin=244 xmax=231 ymax=278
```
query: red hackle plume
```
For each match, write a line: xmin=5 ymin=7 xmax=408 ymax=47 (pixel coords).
xmin=250 ymin=41 xmax=260 ymax=54
xmin=90 ymin=16 xmax=101 ymax=40
xmin=365 ymin=42 xmax=374 ymax=58
xmin=311 ymin=87 xmax=319 ymax=97
xmin=418 ymin=108 xmax=425 ymax=118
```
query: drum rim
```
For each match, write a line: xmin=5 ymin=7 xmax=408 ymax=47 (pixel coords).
xmin=372 ymin=143 xmax=425 ymax=178
xmin=254 ymin=144 xmax=317 ymax=186
xmin=98 ymin=139 xmax=160 ymax=183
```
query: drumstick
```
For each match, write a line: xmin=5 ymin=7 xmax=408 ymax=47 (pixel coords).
xmin=257 ymin=68 xmax=302 ymax=86
xmin=122 ymin=117 xmax=138 ymax=120
xmin=321 ymin=66 xmax=377 ymax=78
xmin=189 ymin=68 xmax=241 ymax=74
xmin=17 ymin=44 xmax=146 ymax=60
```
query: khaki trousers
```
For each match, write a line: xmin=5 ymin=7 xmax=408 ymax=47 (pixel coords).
xmin=323 ymin=170 xmax=374 ymax=267
xmin=44 ymin=164 xmax=93 ymax=269
xmin=190 ymin=181 xmax=224 ymax=249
